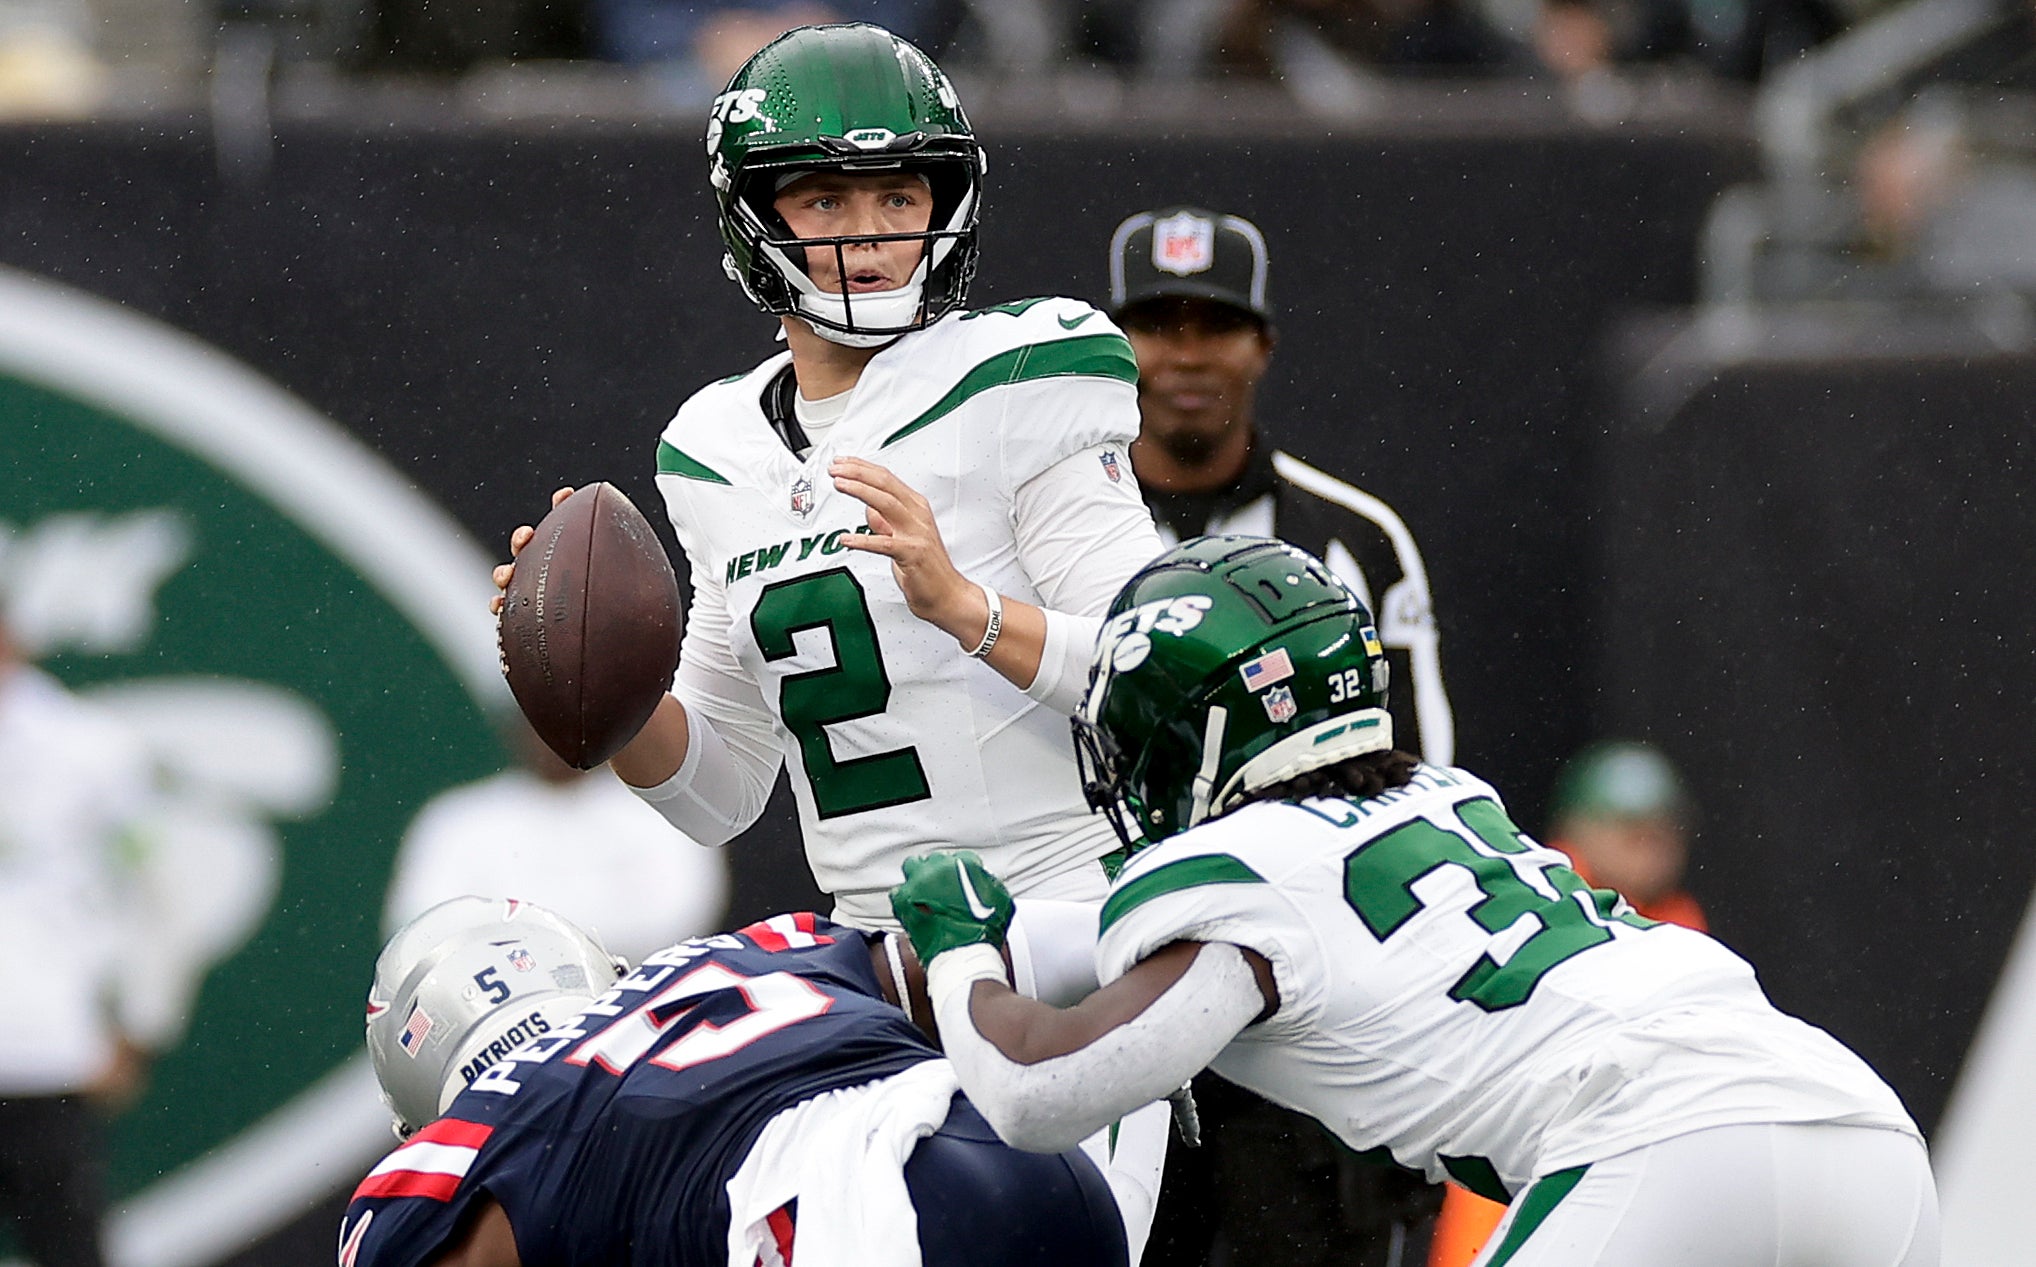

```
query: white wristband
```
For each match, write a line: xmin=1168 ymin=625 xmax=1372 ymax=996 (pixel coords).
xmin=965 ymin=583 xmax=1003 ymax=659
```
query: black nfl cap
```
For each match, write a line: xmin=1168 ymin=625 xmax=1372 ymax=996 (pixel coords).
xmin=1108 ymin=207 xmax=1271 ymax=324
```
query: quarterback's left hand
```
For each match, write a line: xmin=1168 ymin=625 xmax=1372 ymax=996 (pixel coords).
xmin=891 ymin=850 xmax=1016 ymax=964
xmin=829 ymin=457 xmax=986 ymax=646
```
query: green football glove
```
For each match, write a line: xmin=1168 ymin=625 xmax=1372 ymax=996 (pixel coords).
xmin=891 ymin=850 xmax=1015 ymax=964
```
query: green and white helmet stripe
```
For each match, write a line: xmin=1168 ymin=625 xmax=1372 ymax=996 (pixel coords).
xmin=706 ymin=23 xmax=986 ymax=346
xmin=1075 ymin=536 xmax=1394 ymax=849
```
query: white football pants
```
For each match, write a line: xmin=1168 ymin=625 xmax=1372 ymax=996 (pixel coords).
xmin=1474 ymin=1121 xmax=1938 ymax=1267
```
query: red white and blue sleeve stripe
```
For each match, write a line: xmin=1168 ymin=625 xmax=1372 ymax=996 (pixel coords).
xmin=351 ymin=1119 xmax=493 ymax=1203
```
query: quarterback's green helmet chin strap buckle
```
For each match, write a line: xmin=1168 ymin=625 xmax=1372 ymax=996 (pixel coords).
xmin=1186 ymin=704 xmax=1230 ymax=829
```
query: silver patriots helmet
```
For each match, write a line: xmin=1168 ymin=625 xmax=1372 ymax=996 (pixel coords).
xmin=365 ymin=896 xmax=627 ymax=1138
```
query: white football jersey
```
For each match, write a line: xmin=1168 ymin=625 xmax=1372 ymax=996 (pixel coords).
xmin=1096 ymin=764 xmax=1918 ymax=1198
xmin=656 ymin=298 xmax=1153 ymax=926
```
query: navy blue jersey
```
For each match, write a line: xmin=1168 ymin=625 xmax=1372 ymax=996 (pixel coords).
xmin=340 ymin=914 xmax=936 ymax=1267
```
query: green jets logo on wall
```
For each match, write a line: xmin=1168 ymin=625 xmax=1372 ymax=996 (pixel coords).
xmin=0 ymin=267 xmax=507 ymax=1267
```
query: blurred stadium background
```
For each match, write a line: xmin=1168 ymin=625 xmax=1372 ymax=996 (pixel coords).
xmin=0 ymin=0 xmax=2031 ymax=1262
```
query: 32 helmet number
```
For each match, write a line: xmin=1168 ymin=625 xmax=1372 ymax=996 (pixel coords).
xmin=1326 ymin=668 xmax=1369 ymax=703
xmin=1341 ymin=797 xmax=1654 ymax=1011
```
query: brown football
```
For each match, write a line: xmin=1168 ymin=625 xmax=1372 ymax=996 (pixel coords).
xmin=498 ymin=483 xmax=682 ymax=769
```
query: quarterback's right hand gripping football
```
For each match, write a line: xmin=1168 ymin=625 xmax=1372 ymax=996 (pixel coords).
xmin=891 ymin=851 xmax=1015 ymax=964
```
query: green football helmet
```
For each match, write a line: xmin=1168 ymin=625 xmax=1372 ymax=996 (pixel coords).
xmin=1073 ymin=536 xmax=1394 ymax=851
xmin=706 ymin=23 xmax=985 ymax=347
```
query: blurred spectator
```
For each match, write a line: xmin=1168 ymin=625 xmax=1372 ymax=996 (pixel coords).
xmin=592 ymin=1 xmax=948 ymax=94
xmin=1512 ymin=0 xmax=1842 ymax=84
xmin=361 ymin=0 xmax=592 ymax=70
xmin=1213 ymin=0 xmax=1512 ymax=75
xmin=1855 ymin=95 xmax=2036 ymax=296
xmin=0 ymin=0 xmax=106 ymax=116
xmin=382 ymin=714 xmax=729 ymax=964
xmin=1543 ymin=738 xmax=1705 ymax=928
xmin=0 ymin=615 xmax=158 ymax=1267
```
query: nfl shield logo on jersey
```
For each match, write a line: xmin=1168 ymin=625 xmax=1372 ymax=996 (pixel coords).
xmin=789 ymin=477 xmax=814 ymax=518
xmin=1100 ymin=450 xmax=1122 ymax=482
xmin=1152 ymin=212 xmax=1216 ymax=276
xmin=1262 ymin=685 xmax=1298 ymax=723
xmin=508 ymin=947 xmax=536 ymax=972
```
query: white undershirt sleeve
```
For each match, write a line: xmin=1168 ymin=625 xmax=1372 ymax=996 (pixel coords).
xmin=625 ymin=562 xmax=785 ymax=845
xmin=928 ymin=941 xmax=1264 ymax=1155
xmin=1005 ymin=899 xmax=1103 ymax=1006
xmin=1010 ymin=442 xmax=1165 ymax=714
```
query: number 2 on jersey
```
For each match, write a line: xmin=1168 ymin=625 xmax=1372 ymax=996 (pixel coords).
xmin=1342 ymin=798 xmax=1654 ymax=1011
xmin=749 ymin=569 xmax=933 ymax=818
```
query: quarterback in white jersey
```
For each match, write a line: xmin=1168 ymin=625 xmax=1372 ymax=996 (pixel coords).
xmin=895 ymin=537 xmax=1939 ymax=1267
xmin=496 ymin=23 xmax=1161 ymax=927
xmin=648 ymin=293 xmax=1151 ymax=922
xmin=491 ymin=25 xmax=1171 ymax=1257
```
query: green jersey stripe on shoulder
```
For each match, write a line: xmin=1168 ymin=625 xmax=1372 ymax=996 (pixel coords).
xmin=881 ymin=333 xmax=1138 ymax=448
xmin=657 ymin=439 xmax=732 ymax=485
xmin=1101 ymin=854 xmax=1266 ymax=934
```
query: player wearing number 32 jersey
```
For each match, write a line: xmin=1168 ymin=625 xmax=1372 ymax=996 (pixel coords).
xmin=895 ymin=537 xmax=1939 ymax=1267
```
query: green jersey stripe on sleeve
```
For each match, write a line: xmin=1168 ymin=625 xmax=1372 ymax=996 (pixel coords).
xmin=657 ymin=440 xmax=733 ymax=485
xmin=881 ymin=333 xmax=1139 ymax=447
xmin=1100 ymin=854 xmax=1266 ymax=935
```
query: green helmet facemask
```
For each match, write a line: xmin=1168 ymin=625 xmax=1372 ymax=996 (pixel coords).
xmin=707 ymin=23 xmax=985 ymax=348
xmin=1074 ymin=536 xmax=1395 ymax=851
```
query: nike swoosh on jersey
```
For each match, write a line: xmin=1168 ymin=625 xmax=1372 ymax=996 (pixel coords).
xmin=1057 ymin=312 xmax=1096 ymax=330
xmin=957 ymin=859 xmax=997 ymax=919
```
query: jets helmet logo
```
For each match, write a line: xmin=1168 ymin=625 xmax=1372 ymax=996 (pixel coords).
xmin=704 ymin=87 xmax=771 ymax=158
xmin=1098 ymin=594 xmax=1214 ymax=674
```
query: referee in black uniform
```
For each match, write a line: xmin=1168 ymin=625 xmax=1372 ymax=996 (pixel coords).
xmin=1106 ymin=207 xmax=1455 ymax=1267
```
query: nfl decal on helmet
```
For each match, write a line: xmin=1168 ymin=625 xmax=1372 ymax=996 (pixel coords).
xmin=706 ymin=23 xmax=986 ymax=347
xmin=1074 ymin=535 xmax=1393 ymax=850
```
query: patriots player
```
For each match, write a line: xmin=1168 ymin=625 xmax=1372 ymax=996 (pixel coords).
xmin=344 ymin=897 xmax=1126 ymax=1267
xmin=893 ymin=537 xmax=1940 ymax=1267
xmin=490 ymin=24 xmax=1171 ymax=1256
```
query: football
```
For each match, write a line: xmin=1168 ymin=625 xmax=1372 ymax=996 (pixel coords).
xmin=498 ymin=483 xmax=683 ymax=769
